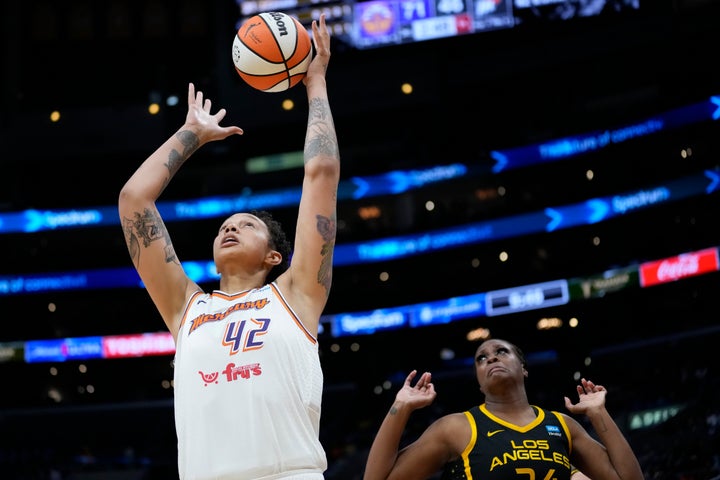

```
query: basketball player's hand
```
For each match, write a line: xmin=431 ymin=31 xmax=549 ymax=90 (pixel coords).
xmin=185 ymin=82 xmax=243 ymax=143
xmin=564 ymin=378 xmax=607 ymax=415
xmin=306 ymin=13 xmax=331 ymax=82
xmin=396 ymin=370 xmax=437 ymax=410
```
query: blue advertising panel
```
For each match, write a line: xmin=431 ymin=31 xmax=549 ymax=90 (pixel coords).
xmin=24 ymin=337 xmax=104 ymax=363
xmin=25 ymin=339 xmax=66 ymax=363
xmin=63 ymin=336 xmax=104 ymax=361
xmin=486 ymin=280 xmax=569 ymax=316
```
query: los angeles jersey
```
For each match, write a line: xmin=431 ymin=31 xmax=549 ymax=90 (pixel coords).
xmin=441 ymin=404 xmax=572 ymax=480
xmin=173 ymin=283 xmax=326 ymax=480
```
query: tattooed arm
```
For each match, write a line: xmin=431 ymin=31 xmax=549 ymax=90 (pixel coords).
xmin=276 ymin=14 xmax=340 ymax=337
xmin=118 ymin=83 xmax=243 ymax=340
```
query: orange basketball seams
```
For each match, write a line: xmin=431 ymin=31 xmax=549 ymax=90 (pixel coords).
xmin=232 ymin=12 xmax=312 ymax=93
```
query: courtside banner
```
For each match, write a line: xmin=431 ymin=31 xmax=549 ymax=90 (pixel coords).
xmin=24 ymin=337 xmax=104 ymax=363
xmin=103 ymin=332 xmax=176 ymax=359
xmin=567 ymin=266 xmax=639 ymax=301
xmin=485 ymin=280 xmax=569 ymax=317
xmin=639 ymin=247 xmax=720 ymax=287
xmin=0 ymin=341 xmax=25 ymax=363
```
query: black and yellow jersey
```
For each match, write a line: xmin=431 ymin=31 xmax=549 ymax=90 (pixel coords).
xmin=441 ymin=404 xmax=573 ymax=480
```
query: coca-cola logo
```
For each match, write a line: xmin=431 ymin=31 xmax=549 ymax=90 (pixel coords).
xmin=657 ymin=255 xmax=700 ymax=281
xmin=640 ymin=248 xmax=719 ymax=287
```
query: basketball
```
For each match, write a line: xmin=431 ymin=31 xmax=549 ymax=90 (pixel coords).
xmin=232 ymin=12 xmax=313 ymax=93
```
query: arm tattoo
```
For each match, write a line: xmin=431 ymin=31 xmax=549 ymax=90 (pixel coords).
xmin=305 ymin=98 xmax=339 ymax=160
xmin=122 ymin=218 xmax=141 ymax=267
xmin=316 ymin=213 xmax=336 ymax=296
xmin=121 ymin=131 xmax=194 ymax=268
xmin=121 ymin=208 xmax=178 ymax=268
xmin=165 ymin=130 xmax=199 ymax=175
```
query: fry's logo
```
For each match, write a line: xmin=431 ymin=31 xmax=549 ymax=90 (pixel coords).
xmin=198 ymin=362 xmax=262 ymax=386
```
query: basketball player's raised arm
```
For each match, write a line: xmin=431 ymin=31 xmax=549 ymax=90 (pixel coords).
xmin=118 ymin=83 xmax=243 ymax=339
xmin=278 ymin=14 xmax=340 ymax=336
xmin=564 ymin=378 xmax=644 ymax=480
xmin=364 ymin=371 xmax=452 ymax=480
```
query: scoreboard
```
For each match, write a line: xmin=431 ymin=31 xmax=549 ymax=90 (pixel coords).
xmin=353 ymin=0 xmax=514 ymax=48
xmin=234 ymin=0 xmax=641 ymax=50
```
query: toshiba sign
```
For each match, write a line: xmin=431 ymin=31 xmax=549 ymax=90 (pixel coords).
xmin=639 ymin=248 xmax=720 ymax=287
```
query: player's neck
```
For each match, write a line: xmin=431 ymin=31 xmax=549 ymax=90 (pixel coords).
xmin=484 ymin=399 xmax=536 ymax=426
xmin=219 ymin=273 xmax=266 ymax=294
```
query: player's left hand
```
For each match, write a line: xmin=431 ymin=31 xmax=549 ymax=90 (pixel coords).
xmin=306 ymin=14 xmax=330 ymax=82
xmin=564 ymin=378 xmax=607 ymax=415
xmin=396 ymin=370 xmax=437 ymax=411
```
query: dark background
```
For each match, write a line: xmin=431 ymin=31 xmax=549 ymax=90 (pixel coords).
xmin=1 ymin=0 xmax=719 ymax=478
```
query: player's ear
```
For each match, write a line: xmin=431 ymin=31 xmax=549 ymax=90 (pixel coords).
xmin=266 ymin=249 xmax=282 ymax=266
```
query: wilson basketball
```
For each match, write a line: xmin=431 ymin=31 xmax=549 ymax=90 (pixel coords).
xmin=232 ymin=12 xmax=312 ymax=93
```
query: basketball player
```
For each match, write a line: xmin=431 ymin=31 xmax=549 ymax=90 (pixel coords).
xmin=118 ymin=15 xmax=339 ymax=480
xmin=363 ymin=338 xmax=643 ymax=480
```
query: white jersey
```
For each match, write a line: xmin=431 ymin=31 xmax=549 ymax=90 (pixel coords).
xmin=174 ymin=282 xmax=326 ymax=480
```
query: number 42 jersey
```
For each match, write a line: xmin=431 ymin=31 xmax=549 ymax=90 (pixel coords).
xmin=174 ymin=283 xmax=326 ymax=480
